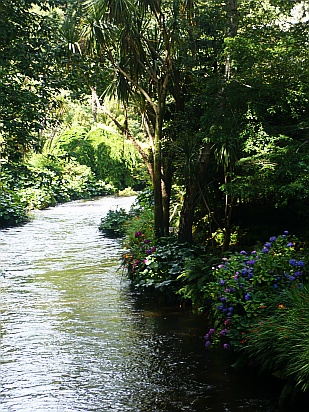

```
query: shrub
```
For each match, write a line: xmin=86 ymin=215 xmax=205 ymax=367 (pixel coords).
xmin=204 ymin=232 xmax=307 ymax=351
xmin=19 ymin=187 xmax=57 ymax=210
xmin=99 ymin=208 xmax=130 ymax=238
xmin=0 ymin=189 xmax=29 ymax=228
xmin=123 ymin=231 xmax=208 ymax=298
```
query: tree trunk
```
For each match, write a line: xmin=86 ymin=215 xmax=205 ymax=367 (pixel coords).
xmin=161 ymin=154 xmax=173 ymax=236
xmin=153 ymin=105 xmax=164 ymax=238
xmin=178 ymin=143 xmax=212 ymax=243
xmin=178 ymin=183 xmax=195 ymax=243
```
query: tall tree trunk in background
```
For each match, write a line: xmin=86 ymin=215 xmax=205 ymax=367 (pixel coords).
xmin=178 ymin=182 xmax=195 ymax=243
xmin=221 ymin=0 xmax=238 ymax=251
xmin=225 ymin=0 xmax=238 ymax=81
xmin=161 ymin=155 xmax=173 ymax=236
xmin=226 ymin=0 xmax=239 ymax=37
xmin=178 ymin=143 xmax=212 ymax=243
xmin=91 ymin=87 xmax=98 ymax=122
xmin=153 ymin=86 xmax=166 ymax=237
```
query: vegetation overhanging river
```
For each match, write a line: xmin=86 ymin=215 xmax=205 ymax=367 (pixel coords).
xmin=0 ymin=196 xmax=286 ymax=411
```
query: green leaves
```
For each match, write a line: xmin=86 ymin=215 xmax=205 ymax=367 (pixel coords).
xmin=99 ymin=208 xmax=130 ymax=237
xmin=0 ymin=1 xmax=64 ymax=161
xmin=204 ymin=232 xmax=307 ymax=351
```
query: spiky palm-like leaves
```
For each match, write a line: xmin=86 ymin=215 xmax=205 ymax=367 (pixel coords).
xmin=244 ymin=285 xmax=309 ymax=399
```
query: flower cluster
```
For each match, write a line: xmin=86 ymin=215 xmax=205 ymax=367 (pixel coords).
xmin=204 ymin=231 xmax=306 ymax=351
xmin=122 ymin=230 xmax=156 ymax=278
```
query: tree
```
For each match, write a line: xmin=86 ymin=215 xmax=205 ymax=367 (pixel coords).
xmin=62 ymin=0 xmax=309 ymax=245
xmin=0 ymin=0 xmax=67 ymax=162
xmin=65 ymin=0 xmax=209 ymax=237
xmin=175 ymin=0 xmax=309 ymax=247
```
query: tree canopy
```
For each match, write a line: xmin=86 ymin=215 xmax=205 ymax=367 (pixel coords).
xmin=1 ymin=0 xmax=308 ymax=244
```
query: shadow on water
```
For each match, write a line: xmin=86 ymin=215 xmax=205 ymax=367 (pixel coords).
xmin=119 ymin=288 xmax=284 ymax=412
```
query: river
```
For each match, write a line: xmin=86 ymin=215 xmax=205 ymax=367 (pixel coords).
xmin=0 ymin=196 xmax=284 ymax=411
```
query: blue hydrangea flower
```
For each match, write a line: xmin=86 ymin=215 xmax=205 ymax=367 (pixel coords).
xmin=297 ymin=261 xmax=304 ymax=267
xmin=289 ymin=259 xmax=297 ymax=266
xmin=269 ymin=236 xmax=277 ymax=242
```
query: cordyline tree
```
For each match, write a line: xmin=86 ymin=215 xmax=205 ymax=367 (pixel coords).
xmin=62 ymin=0 xmax=240 ymax=241
xmin=173 ymin=0 xmax=240 ymax=248
xmin=65 ymin=0 xmax=189 ymax=237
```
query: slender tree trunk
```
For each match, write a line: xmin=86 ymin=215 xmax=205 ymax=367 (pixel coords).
xmin=226 ymin=0 xmax=239 ymax=37
xmin=221 ymin=0 xmax=238 ymax=250
xmin=178 ymin=183 xmax=195 ymax=243
xmin=91 ymin=87 xmax=98 ymax=122
xmin=161 ymin=154 xmax=173 ymax=236
xmin=153 ymin=103 xmax=164 ymax=238
xmin=178 ymin=143 xmax=212 ymax=243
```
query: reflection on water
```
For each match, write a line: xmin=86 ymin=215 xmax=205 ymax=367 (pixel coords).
xmin=0 ymin=196 xmax=284 ymax=411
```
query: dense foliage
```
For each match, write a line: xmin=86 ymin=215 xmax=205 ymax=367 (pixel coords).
xmin=204 ymin=233 xmax=307 ymax=351
xmin=243 ymin=284 xmax=309 ymax=399
xmin=100 ymin=191 xmax=309 ymax=401
xmin=1 ymin=0 xmax=309 ymax=406
xmin=99 ymin=208 xmax=130 ymax=238
xmin=53 ymin=125 xmax=144 ymax=189
xmin=0 ymin=159 xmax=115 ymax=228
xmin=0 ymin=0 xmax=67 ymax=161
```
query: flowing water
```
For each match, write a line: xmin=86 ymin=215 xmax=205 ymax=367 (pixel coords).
xmin=0 ymin=196 xmax=284 ymax=411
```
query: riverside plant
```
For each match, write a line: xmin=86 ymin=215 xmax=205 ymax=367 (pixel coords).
xmin=122 ymin=229 xmax=201 ymax=292
xmin=243 ymin=284 xmax=309 ymax=400
xmin=99 ymin=208 xmax=130 ymax=238
xmin=204 ymin=231 xmax=307 ymax=352
xmin=122 ymin=229 xmax=157 ymax=283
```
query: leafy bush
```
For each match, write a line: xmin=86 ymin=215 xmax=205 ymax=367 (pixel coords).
xmin=0 ymin=189 xmax=29 ymax=228
xmin=177 ymin=253 xmax=219 ymax=311
xmin=19 ymin=187 xmax=57 ymax=210
xmin=53 ymin=126 xmax=147 ymax=190
xmin=203 ymin=232 xmax=307 ymax=351
xmin=99 ymin=208 xmax=130 ymax=238
xmin=123 ymin=230 xmax=208 ymax=298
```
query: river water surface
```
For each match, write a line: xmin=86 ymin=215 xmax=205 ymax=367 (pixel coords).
xmin=1 ymin=196 xmax=283 ymax=411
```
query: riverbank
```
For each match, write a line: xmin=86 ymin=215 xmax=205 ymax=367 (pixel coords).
xmin=0 ymin=196 xmax=288 ymax=411
xmin=108 ymin=197 xmax=309 ymax=408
